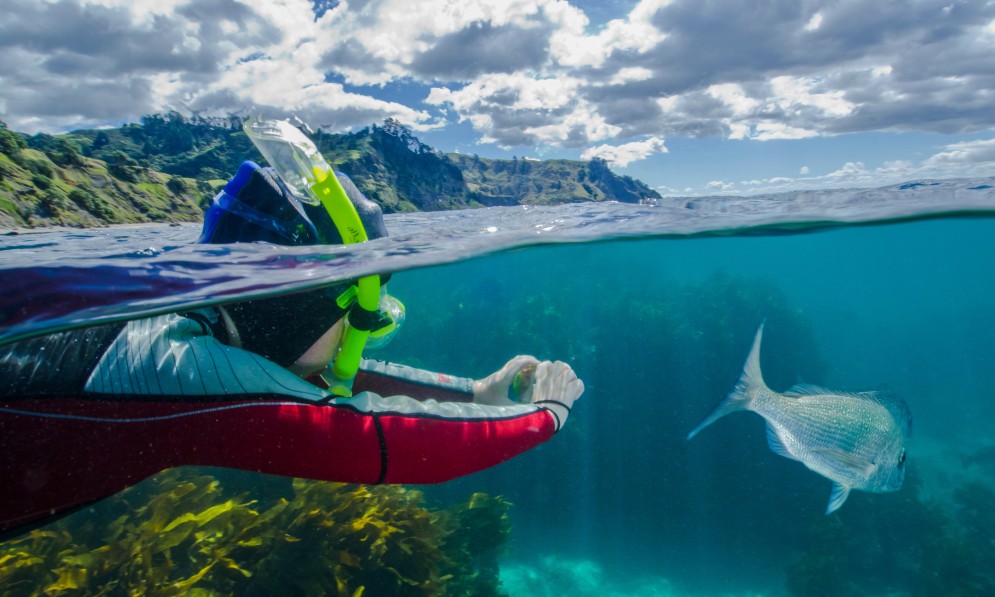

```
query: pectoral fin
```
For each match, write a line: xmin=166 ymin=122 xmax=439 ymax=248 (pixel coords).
xmin=765 ymin=424 xmax=796 ymax=460
xmin=827 ymin=483 xmax=851 ymax=515
xmin=811 ymin=447 xmax=878 ymax=478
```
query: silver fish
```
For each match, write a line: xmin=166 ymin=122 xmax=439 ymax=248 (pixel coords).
xmin=687 ymin=324 xmax=911 ymax=514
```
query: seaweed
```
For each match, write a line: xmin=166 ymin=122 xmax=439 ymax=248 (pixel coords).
xmin=786 ymin=470 xmax=995 ymax=597
xmin=913 ymin=481 xmax=995 ymax=597
xmin=0 ymin=468 xmax=512 ymax=596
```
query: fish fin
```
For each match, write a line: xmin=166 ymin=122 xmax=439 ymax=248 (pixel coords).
xmin=826 ymin=483 xmax=851 ymax=515
xmin=687 ymin=323 xmax=769 ymax=441
xmin=736 ymin=322 xmax=768 ymax=397
xmin=811 ymin=448 xmax=878 ymax=480
xmin=783 ymin=383 xmax=837 ymax=398
xmin=866 ymin=390 xmax=913 ymax=439
xmin=765 ymin=424 xmax=796 ymax=460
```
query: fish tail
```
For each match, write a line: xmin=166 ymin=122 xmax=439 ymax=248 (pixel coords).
xmin=686 ymin=323 xmax=769 ymax=441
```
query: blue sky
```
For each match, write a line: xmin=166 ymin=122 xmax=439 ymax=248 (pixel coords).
xmin=2 ymin=0 xmax=995 ymax=196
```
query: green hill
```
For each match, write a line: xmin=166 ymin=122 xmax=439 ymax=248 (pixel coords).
xmin=0 ymin=122 xmax=207 ymax=229
xmin=0 ymin=114 xmax=661 ymax=228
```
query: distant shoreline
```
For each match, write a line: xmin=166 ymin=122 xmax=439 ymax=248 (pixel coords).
xmin=1 ymin=221 xmax=198 ymax=235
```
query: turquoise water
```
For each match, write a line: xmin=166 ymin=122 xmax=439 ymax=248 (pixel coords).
xmin=380 ymin=217 xmax=995 ymax=595
xmin=2 ymin=182 xmax=995 ymax=595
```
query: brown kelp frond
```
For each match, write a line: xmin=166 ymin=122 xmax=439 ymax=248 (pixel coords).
xmin=0 ymin=468 xmax=512 ymax=596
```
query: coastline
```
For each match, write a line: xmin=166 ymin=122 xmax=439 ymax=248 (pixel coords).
xmin=1 ymin=221 xmax=198 ymax=235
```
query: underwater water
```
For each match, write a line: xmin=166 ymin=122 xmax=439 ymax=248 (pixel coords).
xmin=2 ymin=177 xmax=995 ymax=595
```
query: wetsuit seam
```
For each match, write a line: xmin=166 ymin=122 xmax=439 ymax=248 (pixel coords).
xmin=215 ymin=345 xmax=248 ymax=394
xmin=167 ymin=321 xmax=184 ymax=394
xmin=373 ymin=414 xmax=388 ymax=484
xmin=201 ymin=342 xmax=227 ymax=394
xmin=137 ymin=318 xmax=152 ymax=394
xmin=245 ymin=352 xmax=326 ymax=399
xmin=539 ymin=406 xmax=562 ymax=431
xmin=533 ymin=399 xmax=572 ymax=414
xmin=144 ymin=319 xmax=163 ymax=393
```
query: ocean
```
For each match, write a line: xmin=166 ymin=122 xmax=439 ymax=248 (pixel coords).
xmin=1 ymin=178 xmax=994 ymax=596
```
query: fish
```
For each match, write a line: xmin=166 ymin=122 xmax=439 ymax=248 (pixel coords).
xmin=687 ymin=324 xmax=911 ymax=514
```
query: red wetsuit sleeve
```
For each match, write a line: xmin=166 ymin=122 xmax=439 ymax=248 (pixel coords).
xmin=0 ymin=395 xmax=557 ymax=535
xmin=375 ymin=402 xmax=555 ymax=484
xmin=309 ymin=359 xmax=477 ymax=403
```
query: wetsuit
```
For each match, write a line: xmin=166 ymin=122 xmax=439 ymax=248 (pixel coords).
xmin=0 ymin=311 xmax=560 ymax=535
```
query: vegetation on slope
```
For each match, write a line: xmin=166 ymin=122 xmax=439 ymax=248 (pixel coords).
xmin=0 ymin=114 xmax=661 ymax=228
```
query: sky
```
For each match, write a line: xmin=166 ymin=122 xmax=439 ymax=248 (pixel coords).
xmin=2 ymin=0 xmax=995 ymax=196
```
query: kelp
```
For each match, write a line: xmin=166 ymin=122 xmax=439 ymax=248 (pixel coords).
xmin=0 ymin=468 xmax=512 ymax=596
xmin=786 ymin=471 xmax=995 ymax=596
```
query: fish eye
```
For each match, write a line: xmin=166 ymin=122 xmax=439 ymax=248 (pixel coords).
xmin=898 ymin=451 xmax=907 ymax=466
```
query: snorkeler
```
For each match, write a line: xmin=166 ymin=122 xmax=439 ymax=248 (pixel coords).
xmin=0 ymin=120 xmax=584 ymax=536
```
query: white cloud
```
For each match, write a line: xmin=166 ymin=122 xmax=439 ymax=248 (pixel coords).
xmin=677 ymin=138 xmax=995 ymax=197
xmin=706 ymin=180 xmax=736 ymax=191
xmin=1 ymin=0 xmax=995 ymax=164
xmin=580 ymin=136 xmax=667 ymax=167
xmin=800 ymin=166 xmax=810 ymax=175
xmin=609 ymin=67 xmax=654 ymax=85
xmin=752 ymin=122 xmax=818 ymax=141
xmin=428 ymin=72 xmax=620 ymax=146
xmin=549 ymin=0 xmax=668 ymax=68
xmin=924 ymin=137 xmax=995 ymax=166
xmin=769 ymin=76 xmax=854 ymax=119
xmin=707 ymin=83 xmax=760 ymax=116
xmin=804 ymin=12 xmax=823 ymax=32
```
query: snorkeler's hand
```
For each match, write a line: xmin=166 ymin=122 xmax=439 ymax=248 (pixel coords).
xmin=531 ymin=360 xmax=584 ymax=432
xmin=472 ymin=355 xmax=540 ymax=406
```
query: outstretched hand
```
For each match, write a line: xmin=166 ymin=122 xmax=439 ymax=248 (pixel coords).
xmin=530 ymin=360 xmax=584 ymax=431
xmin=473 ymin=355 xmax=540 ymax=406
xmin=473 ymin=357 xmax=584 ymax=431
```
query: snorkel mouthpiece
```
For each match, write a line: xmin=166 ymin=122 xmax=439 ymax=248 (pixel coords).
xmin=244 ymin=116 xmax=381 ymax=397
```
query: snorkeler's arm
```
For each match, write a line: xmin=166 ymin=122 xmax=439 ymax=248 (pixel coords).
xmin=331 ymin=392 xmax=559 ymax=483
xmin=351 ymin=357 xmax=583 ymax=431
xmin=351 ymin=358 xmax=476 ymax=402
xmin=331 ymin=359 xmax=582 ymax=482
xmin=354 ymin=355 xmax=540 ymax=404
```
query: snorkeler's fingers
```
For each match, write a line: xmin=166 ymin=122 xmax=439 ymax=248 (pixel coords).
xmin=472 ymin=355 xmax=540 ymax=406
xmin=500 ymin=355 xmax=539 ymax=378
xmin=532 ymin=361 xmax=583 ymax=430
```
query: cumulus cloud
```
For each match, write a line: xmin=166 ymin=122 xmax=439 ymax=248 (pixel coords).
xmin=0 ymin=0 xmax=432 ymax=133
xmin=426 ymin=72 xmax=617 ymax=147
xmin=924 ymin=138 xmax=995 ymax=166
xmin=580 ymin=136 xmax=667 ymax=167
xmin=1 ymin=0 xmax=995 ymax=163
xmin=674 ymin=137 xmax=995 ymax=197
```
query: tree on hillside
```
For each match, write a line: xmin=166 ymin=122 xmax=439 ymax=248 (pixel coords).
xmin=141 ymin=112 xmax=196 ymax=154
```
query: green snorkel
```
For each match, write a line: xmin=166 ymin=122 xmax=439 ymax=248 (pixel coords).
xmin=244 ymin=117 xmax=380 ymax=397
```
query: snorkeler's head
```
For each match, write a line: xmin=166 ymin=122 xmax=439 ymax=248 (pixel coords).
xmin=199 ymin=160 xmax=390 ymax=367
xmin=199 ymin=160 xmax=388 ymax=247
